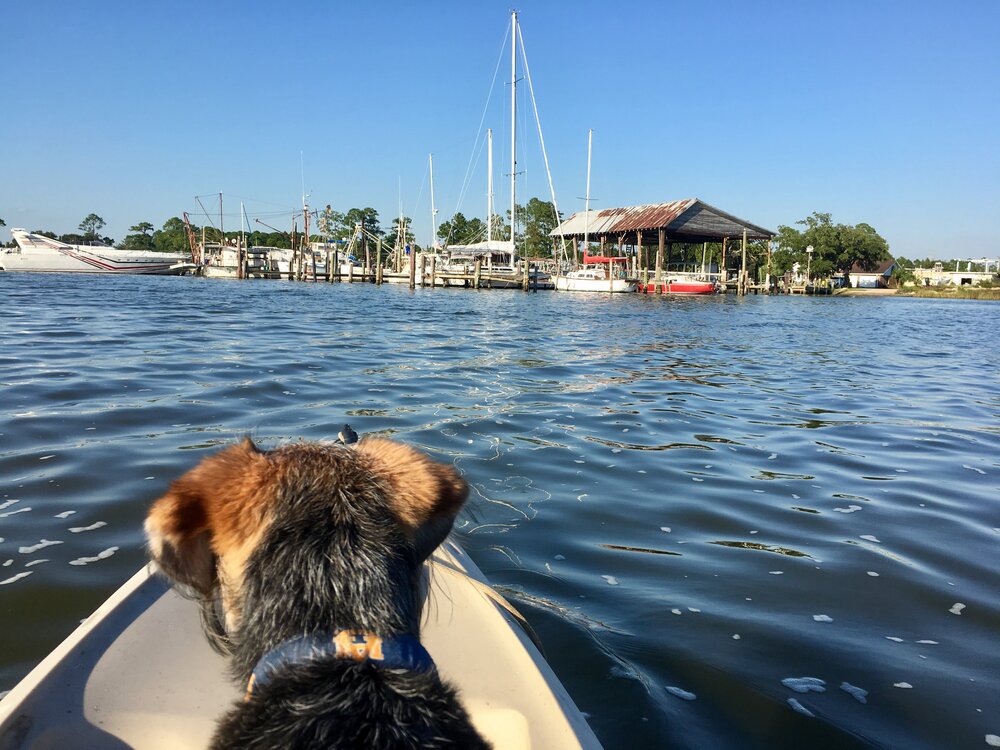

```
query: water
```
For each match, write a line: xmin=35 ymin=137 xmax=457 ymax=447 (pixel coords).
xmin=1 ymin=274 xmax=998 ymax=749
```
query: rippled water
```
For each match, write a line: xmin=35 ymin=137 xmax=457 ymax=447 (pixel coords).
xmin=1 ymin=274 xmax=998 ymax=749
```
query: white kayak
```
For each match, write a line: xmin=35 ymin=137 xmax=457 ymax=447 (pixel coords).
xmin=0 ymin=540 xmax=602 ymax=749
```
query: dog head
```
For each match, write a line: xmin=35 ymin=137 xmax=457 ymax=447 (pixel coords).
xmin=144 ymin=437 xmax=468 ymax=659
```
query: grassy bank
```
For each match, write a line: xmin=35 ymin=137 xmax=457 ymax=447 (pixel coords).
xmin=831 ymin=287 xmax=1000 ymax=300
xmin=902 ymin=287 xmax=1000 ymax=300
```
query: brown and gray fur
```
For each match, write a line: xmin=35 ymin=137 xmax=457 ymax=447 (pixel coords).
xmin=145 ymin=437 xmax=490 ymax=749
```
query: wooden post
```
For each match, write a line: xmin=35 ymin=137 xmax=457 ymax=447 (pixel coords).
xmin=656 ymin=229 xmax=665 ymax=284
xmin=429 ymin=254 xmax=436 ymax=287
xmin=639 ymin=231 xmax=648 ymax=287
xmin=721 ymin=237 xmax=728 ymax=291
xmin=325 ymin=249 xmax=332 ymax=282
xmin=473 ymin=257 xmax=482 ymax=288
xmin=408 ymin=248 xmax=416 ymax=289
xmin=523 ymin=260 xmax=529 ymax=291
xmin=334 ymin=248 xmax=342 ymax=282
xmin=348 ymin=255 xmax=354 ymax=283
xmin=765 ymin=237 xmax=773 ymax=294
xmin=739 ymin=229 xmax=748 ymax=296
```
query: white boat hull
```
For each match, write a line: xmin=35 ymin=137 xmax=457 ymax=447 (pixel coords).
xmin=4 ymin=230 xmax=193 ymax=275
xmin=554 ymin=274 xmax=638 ymax=293
xmin=0 ymin=541 xmax=601 ymax=749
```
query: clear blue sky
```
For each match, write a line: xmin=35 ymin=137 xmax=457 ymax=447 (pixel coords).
xmin=2 ymin=0 xmax=997 ymax=258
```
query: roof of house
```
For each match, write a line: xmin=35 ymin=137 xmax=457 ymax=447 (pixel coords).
xmin=549 ymin=199 xmax=773 ymax=242
xmin=849 ymin=259 xmax=896 ymax=275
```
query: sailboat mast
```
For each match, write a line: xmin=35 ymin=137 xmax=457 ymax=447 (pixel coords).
xmin=509 ymin=10 xmax=517 ymax=249
xmin=487 ymin=128 xmax=494 ymax=242
xmin=429 ymin=153 xmax=438 ymax=249
xmin=583 ymin=128 xmax=592 ymax=267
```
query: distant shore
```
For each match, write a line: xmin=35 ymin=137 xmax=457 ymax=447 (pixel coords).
xmin=834 ymin=287 xmax=1000 ymax=300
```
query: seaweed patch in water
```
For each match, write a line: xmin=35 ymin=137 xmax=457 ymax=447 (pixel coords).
xmin=710 ymin=540 xmax=813 ymax=559
xmin=599 ymin=544 xmax=682 ymax=557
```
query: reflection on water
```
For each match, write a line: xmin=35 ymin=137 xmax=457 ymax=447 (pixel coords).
xmin=1 ymin=275 xmax=999 ymax=749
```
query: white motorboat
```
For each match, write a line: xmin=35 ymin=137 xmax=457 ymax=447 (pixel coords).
xmin=3 ymin=229 xmax=195 ymax=275
xmin=0 ymin=540 xmax=602 ymax=750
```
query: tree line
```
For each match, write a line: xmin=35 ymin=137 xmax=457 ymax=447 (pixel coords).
xmin=6 ymin=209 xmax=983 ymax=279
xmin=2 ymin=198 xmax=565 ymax=259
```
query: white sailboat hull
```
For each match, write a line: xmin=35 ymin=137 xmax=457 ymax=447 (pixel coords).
xmin=554 ymin=274 xmax=637 ymax=293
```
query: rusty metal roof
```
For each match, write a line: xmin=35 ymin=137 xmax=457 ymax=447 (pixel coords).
xmin=550 ymin=199 xmax=773 ymax=241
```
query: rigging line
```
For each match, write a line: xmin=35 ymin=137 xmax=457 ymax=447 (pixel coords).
xmin=518 ymin=27 xmax=569 ymax=263
xmin=194 ymin=196 xmax=218 ymax=232
xmin=452 ymin=18 xmax=511 ymax=221
xmin=412 ymin=156 xmax=429 ymax=245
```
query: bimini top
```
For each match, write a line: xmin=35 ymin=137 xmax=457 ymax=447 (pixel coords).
xmin=550 ymin=199 xmax=773 ymax=242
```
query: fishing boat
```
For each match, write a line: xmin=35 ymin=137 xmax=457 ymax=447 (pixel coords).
xmin=0 ymin=540 xmax=602 ymax=749
xmin=3 ymin=229 xmax=195 ymax=275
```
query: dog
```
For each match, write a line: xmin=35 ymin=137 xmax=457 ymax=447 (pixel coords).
xmin=145 ymin=436 xmax=491 ymax=749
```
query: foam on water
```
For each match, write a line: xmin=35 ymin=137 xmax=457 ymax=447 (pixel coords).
xmin=18 ymin=540 xmax=62 ymax=554
xmin=68 ymin=547 xmax=119 ymax=566
xmin=665 ymin=686 xmax=696 ymax=701
xmin=782 ymin=677 xmax=827 ymax=694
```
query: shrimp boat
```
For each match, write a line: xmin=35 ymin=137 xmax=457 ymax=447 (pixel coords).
xmin=0 ymin=540 xmax=602 ymax=749
xmin=3 ymin=229 xmax=195 ymax=275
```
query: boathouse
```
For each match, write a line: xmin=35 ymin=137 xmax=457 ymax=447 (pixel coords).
xmin=549 ymin=198 xmax=774 ymax=292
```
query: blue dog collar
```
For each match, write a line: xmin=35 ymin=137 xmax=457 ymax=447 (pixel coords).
xmin=246 ymin=630 xmax=436 ymax=699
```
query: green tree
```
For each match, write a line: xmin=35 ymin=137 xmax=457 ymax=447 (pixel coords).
xmin=317 ymin=205 xmax=345 ymax=240
xmin=341 ymin=208 xmax=382 ymax=240
xmin=122 ymin=221 xmax=156 ymax=251
xmin=438 ymin=212 xmax=486 ymax=245
xmin=519 ymin=198 xmax=561 ymax=258
xmin=152 ymin=217 xmax=194 ymax=256
xmin=775 ymin=212 xmax=890 ymax=281
xmin=79 ymin=213 xmax=106 ymax=242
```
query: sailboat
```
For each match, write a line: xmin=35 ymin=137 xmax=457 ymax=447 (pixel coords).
xmin=553 ymin=130 xmax=637 ymax=293
xmin=442 ymin=11 xmax=554 ymax=290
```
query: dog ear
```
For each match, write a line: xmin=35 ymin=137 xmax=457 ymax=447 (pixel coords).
xmin=355 ymin=438 xmax=469 ymax=561
xmin=145 ymin=437 xmax=268 ymax=596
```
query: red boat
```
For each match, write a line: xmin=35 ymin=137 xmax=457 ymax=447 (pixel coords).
xmin=640 ymin=276 xmax=718 ymax=295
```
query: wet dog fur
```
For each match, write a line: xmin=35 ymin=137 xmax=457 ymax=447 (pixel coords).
xmin=145 ymin=437 xmax=490 ymax=749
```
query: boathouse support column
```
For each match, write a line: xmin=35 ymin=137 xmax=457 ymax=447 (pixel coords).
xmin=739 ymin=229 xmax=748 ymax=296
xmin=638 ymin=231 xmax=647 ymax=286
xmin=765 ymin=237 xmax=773 ymax=294
xmin=656 ymin=229 xmax=665 ymax=283
xmin=721 ymin=237 xmax=728 ymax=291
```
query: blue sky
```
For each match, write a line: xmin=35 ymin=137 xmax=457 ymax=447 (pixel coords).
xmin=2 ymin=0 xmax=997 ymax=258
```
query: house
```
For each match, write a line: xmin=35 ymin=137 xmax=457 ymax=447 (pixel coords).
xmin=843 ymin=259 xmax=896 ymax=288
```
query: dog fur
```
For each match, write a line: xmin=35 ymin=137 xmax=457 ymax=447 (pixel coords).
xmin=145 ymin=437 xmax=491 ymax=749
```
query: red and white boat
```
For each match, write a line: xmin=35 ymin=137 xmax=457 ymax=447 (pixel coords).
xmin=640 ymin=273 xmax=719 ymax=295
xmin=4 ymin=229 xmax=195 ymax=275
